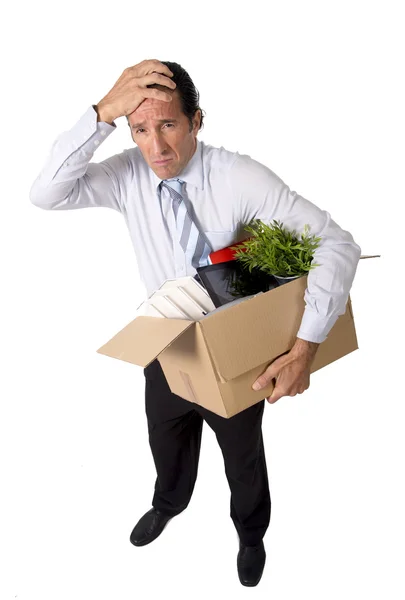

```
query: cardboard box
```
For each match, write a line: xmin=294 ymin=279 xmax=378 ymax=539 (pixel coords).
xmin=96 ymin=255 xmax=379 ymax=418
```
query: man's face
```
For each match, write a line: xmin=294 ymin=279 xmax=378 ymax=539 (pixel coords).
xmin=128 ymin=87 xmax=201 ymax=179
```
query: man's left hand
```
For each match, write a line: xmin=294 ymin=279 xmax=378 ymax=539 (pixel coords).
xmin=251 ymin=338 xmax=320 ymax=404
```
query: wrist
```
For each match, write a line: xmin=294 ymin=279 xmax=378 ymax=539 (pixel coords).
xmin=291 ymin=337 xmax=320 ymax=361
xmin=94 ymin=103 xmax=116 ymax=125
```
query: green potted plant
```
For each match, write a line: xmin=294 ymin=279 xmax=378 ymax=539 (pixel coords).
xmin=230 ymin=218 xmax=322 ymax=286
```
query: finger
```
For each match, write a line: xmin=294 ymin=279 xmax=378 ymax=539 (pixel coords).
xmin=142 ymin=72 xmax=177 ymax=90
xmin=266 ymin=354 xmax=291 ymax=377
xmin=252 ymin=362 xmax=282 ymax=390
xmin=135 ymin=60 xmax=174 ymax=80
xmin=268 ymin=380 xmax=287 ymax=402
xmin=149 ymin=60 xmax=174 ymax=78
xmin=268 ymin=386 xmax=286 ymax=403
xmin=267 ymin=392 xmax=282 ymax=404
xmin=263 ymin=366 xmax=278 ymax=381
xmin=143 ymin=88 xmax=173 ymax=102
xmin=252 ymin=373 xmax=274 ymax=391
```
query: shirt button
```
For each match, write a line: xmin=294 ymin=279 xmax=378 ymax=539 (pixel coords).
xmin=100 ymin=131 xmax=106 ymax=136
xmin=94 ymin=139 xmax=100 ymax=146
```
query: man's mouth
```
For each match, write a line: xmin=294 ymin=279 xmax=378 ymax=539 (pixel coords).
xmin=154 ymin=159 xmax=172 ymax=165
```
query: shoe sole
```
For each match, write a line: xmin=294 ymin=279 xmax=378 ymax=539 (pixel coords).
xmin=238 ymin=572 xmax=264 ymax=587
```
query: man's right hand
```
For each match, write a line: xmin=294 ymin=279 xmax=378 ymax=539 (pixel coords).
xmin=96 ymin=59 xmax=177 ymax=123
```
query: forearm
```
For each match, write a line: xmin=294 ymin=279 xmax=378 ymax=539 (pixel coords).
xmin=229 ymin=156 xmax=362 ymax=343
xmin=296 ymin=232 xmax=361 ymax=343
xmin=29 ymin=105 xmax=117 ymax=210
xmin=292 ymin=337 xmax=320 ymax=361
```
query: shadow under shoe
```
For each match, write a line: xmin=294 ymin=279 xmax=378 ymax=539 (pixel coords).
xmin=130 ymin=508 xmax=174 ymax=547
xmin=237 ymin=540 xmax=266 ymax=586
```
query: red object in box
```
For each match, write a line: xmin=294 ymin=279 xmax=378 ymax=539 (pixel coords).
xmin=208 ymin=237 xmax=253 ymax=264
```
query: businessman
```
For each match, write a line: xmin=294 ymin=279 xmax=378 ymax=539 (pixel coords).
xmin=29 ymin=59 xmax=361 ymax=587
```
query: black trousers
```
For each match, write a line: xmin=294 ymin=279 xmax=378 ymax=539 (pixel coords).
xmin=143 ymin=358 xmax=271 ymax=546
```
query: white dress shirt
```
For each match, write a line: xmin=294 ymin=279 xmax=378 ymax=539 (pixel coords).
xmin=29 ymin=104 xmax=362 ymax=343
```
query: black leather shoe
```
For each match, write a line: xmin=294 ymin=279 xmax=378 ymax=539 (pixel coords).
xmin=129 ymin=508 xmax=174 ymax=547
xmin=237 ymin=540 xmax=266 ymax=586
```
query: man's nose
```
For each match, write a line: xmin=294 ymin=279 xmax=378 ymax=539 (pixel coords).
xmin=151 ymin=134 xmax=168 ymax=155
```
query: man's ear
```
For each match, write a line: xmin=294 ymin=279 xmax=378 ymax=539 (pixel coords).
xmin=193 ymin=109 xmax=201 ymax=133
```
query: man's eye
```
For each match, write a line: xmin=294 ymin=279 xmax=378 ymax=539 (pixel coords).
xmin=135 ymin=124 xmax=173 ymax=134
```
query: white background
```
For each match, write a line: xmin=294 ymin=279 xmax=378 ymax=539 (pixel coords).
xmin=1 ymin=0 xmax=404 ymax=598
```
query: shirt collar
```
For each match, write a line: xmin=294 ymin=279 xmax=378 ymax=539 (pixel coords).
xmin=150 ymin=138 xmax=204 ymax=191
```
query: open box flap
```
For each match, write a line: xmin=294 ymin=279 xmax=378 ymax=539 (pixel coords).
xmin=198 ymin=275 xmax=354 ymax=382
xmin=97 ymin=316 xmax=195 ymax=368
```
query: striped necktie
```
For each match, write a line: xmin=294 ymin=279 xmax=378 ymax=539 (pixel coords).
xmin=160 ymin=178 xmax=212 ymax=270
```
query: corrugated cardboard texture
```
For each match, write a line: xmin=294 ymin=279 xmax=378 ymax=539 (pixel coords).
xmin=218 ymin=373 xmax=272 ymax=418
xmin=203 ymin=298 xmax=358 ymax=418
xmin=156 ymin=291 xmax=357 ymax=418
xmin=158 ymin=324 xmax=227 ymax=417
xmin=309 ymin=298 xmax=358 ymax=373
xmin=197 ymin=275 xmax=311 ymax=382
xmin=96 ymin=315 xmax=195 ymax=368
xmin=97 ymin=257 xmax=377 ymax=418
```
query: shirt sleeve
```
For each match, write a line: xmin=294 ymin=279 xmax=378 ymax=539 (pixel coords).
xmin=29 ymin=105 xmax=125 ymax=212
xmin=230 ymin=153 xmax=362 ymax=343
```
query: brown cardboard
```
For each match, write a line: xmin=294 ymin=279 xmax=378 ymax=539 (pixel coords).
xmin=97 ymin=255 xmax=380 ymax=418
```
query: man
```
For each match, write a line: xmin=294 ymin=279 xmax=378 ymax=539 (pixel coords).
xmin=29 ymin=59 xmax=362 ymax=587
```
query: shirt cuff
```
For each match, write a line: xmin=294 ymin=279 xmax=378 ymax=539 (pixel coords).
xmin=296 ymin=307 xmax=341 ymax=344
